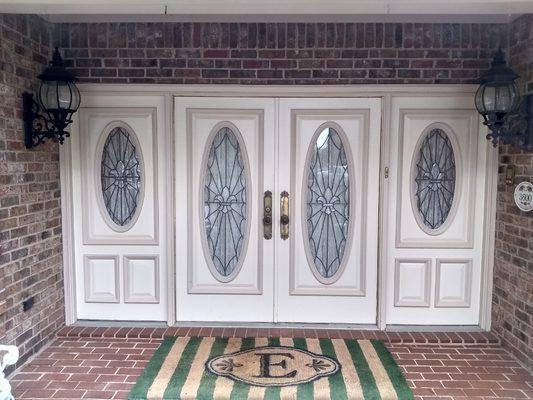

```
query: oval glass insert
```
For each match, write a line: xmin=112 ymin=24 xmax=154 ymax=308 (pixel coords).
xmin=414 ymin=127 xmax=456 ymax=231
xmin=100 ymin=126 xmax=143 ymax=228
xmin=306 ymin=126 xmax=350 ymax=280
xmin=203 ymin=126 xmax=248 ymax=280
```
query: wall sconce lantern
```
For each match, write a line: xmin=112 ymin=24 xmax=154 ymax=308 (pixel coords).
xmin=23 ymin=47 xmax=80 ymax=149
xmin=475 ymin=48 xmax=533 ymax=150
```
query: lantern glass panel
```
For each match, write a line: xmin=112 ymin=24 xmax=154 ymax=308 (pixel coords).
xmin=475 ymin=81 xmax=520 ymax=115
xmin=38 ymin=80 xmax=80 ymax=112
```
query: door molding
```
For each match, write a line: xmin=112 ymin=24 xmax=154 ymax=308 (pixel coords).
xmin=60 ymin=84 xmax=497 ymax=330
xmin=289 ymin=109 xmax=370 ymax=297
xmin=186 ymin=110 xmax=264 ymax=294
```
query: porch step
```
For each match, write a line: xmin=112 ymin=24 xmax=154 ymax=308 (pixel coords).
xmin=57 ymin=326 xmax=500 ymax=345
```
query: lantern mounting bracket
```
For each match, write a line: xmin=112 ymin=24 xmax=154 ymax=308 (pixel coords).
xmin=23 ymin=92 xmax=71 ymax=149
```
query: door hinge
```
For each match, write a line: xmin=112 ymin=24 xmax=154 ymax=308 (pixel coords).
xmin=384 ymin=167 xmax=389 ymax=179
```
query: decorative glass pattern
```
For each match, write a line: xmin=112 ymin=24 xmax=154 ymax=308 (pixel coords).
xmin=100 ymin=126 xmax=142 ymax=227
xmin=203 ymin=127 xmax=247 ymax=278
xmin=414 ymin=128 xmax=456 ymax=230
xmin=306 ymin=127 xmax=350 ymax=279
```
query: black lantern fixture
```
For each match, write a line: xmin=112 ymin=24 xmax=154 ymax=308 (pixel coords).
xmin=475 ymin=48 xmax=533 ymax=150
xmin=23 ymin=47 xmax=80 ymax=149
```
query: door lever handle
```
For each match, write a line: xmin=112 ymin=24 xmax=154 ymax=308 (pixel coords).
xmin=280 ymin=191 xmax=289 ymax=240
xmin=263 ymin=191 xmax=273 ymax=239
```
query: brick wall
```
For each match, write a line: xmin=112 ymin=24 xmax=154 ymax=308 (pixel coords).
xmin=492 ymin=14 xmax=533 ymax=371
xmin=53 ymin=22 xmax=507 ymax=84
xmin=0 ymin=14 xmax=65 ymax=373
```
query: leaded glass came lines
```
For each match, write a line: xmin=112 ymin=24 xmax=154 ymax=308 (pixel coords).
xmin=414 ymin=128 xmax=456 ymax=230
xmin=101 ymin=126 xmax=142 ymax=227
xmin=306 ymin=127 xmax=350 ymax=280
xmin=203 ymin=127 xmax=247 ymax=279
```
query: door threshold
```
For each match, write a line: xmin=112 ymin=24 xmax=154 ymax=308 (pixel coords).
xmin=173 ymin=322 xmax=380 ymax=330
xmin=74 ymin=320 xmax=379 ymax=330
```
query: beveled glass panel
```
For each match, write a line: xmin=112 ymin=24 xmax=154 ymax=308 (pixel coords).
xmin=414 ymin=128 xmax=456 ymax=230
xmin=306 ymin=127 xmax=350 ymax=279
xmin=203 ymin=127 xmax=247 ymax=279
xmin=100 ymin=126 xmax=142 ymax=227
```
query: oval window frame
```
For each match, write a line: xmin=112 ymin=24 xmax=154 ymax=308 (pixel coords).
xmin=95 ymin=121 xmax=145 ymax=233
xmin=301 ymin=122 xmax=356 ymax=285
xmin=409 ymin=122 xmax=462 ymax=236
xmin=199 ymin=121 xmax=252 ymax=283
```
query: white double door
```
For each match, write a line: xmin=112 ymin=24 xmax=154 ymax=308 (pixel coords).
xmin=175 ymin=97 xmax=381 ymax=324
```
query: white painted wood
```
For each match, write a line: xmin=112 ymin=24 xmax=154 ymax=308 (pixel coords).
xmin=277 ymin=98 xmax=381 ymax=324
xmin=83 ymin=255 xmax=120 ymax=303
xmin=395 ymin=111 xmax=478 ymax=248
xmin=71 ymin=94 xmax=169 ymax=320
xmin=377 ymin=93 xmax=393 ymax=331
xmin=60 ymin=84 xmax=496 ymax=327
xmin=80 ymin=109 xmax=158 ymax=245
xmin=60 ymin=125 xmax=77 ymax=325
xmin=394 ymin=259 xmax=431 ymax=307
xmin=4 ymin=0 xmax=528 ymax=22
xmin=44 ymin=13 xmax=518 ymax=24
xmin=164 ymin=93 xmax=176 ymax=326
xmin=385 ymin=95 xmax=488 ymax=325
xmin=124 ymin=256 xmax=160 ymax=303
xmin=479 ymin=132 xmax=498 ymax=330
xmin=78 ymin=83 xmax=479 ymax=97
xmin=435 ymin=259 xmax=473 ymax=308
xmin=175 ymin=97 xmax=276 ymax=322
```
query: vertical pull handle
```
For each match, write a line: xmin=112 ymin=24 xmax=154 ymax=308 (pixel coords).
xmin=263 ymin=191 xmax=273 ymax=240
xmin=280 ymin=191 xmax=290 ymax=240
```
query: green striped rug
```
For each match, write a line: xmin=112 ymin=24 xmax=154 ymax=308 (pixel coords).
xmin=129 ymin=337 xmax=413 ymax=400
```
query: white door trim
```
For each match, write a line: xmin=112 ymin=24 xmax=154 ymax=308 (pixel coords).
xmin=60 ymin=127 xmax=77 ymax=325
xmin=60 ymin=84 xmax=497 ymax=329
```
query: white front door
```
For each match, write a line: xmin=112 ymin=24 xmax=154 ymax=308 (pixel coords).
xmin=276 ymin=98 xmax=382 ymax=324
xmin=384 ymin=95 xmax=490 ymax=325
xmin=175 ymin=98 xmax=276 ymax=322
xmin=175 ymin=97 xmax=381 ymax=324
xmin=71 ymin=94 xmax=169 ymax=321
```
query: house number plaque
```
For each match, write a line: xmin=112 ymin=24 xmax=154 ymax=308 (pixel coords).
xmin=514 ymin=181 xmax=533 ymax=212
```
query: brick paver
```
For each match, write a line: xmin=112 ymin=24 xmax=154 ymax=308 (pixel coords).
xmin=9 ymin=328 xmax=533 ymax=400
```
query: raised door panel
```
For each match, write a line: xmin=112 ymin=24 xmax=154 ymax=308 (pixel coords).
xmin=435 ymin=259 xmax=472 ymax=308
xmin=83 ymin=255 xmax=119 ymax=303
xmin=124 ymin=256 xmax=160 ymax=303
xmin=290 ymin=113 xmax=367 ymax=296
xmin=187 ymin=109 xmax=263 ymax=294
xmin=80 ymin=109 xmax=158 ymax=245
xmin=396 ymin=110 xmax=478 ymax=248
xmin=394 ymin=259 xmax=431 ymax=307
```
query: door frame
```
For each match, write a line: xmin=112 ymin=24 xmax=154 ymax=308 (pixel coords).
xmin=60 ymin=84 xmax=497 ymax=330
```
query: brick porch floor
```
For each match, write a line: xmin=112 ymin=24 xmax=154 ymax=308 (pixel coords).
xmin=9 ymin=327 xmax=533 ymax=400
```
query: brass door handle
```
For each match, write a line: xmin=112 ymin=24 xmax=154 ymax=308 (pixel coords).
xmin=280 ymin=191 xmax=289 ymax=240
xmin=263 ymin=191 xmax=273 ymax=240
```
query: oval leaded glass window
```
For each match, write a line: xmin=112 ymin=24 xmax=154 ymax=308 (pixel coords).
xmin=203 ymin=126 xmax=248 ymax=281
xmin=414 ymin=127 xmax=457 ymax=231
xmin=100 ymin=125 xmax=143 ymax=229
xmin=305 ymin=126 xmax=351 ymax=282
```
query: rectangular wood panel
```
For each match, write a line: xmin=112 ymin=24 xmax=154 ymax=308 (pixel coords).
xmin=84 ymin=255 xmax=120 ymax=303
xmin=124 ymin=256 xmax=160 ymax=304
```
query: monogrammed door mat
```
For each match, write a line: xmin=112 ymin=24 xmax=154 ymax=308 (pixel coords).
xmin=128 ymin=337 xmax=413 ymax=400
